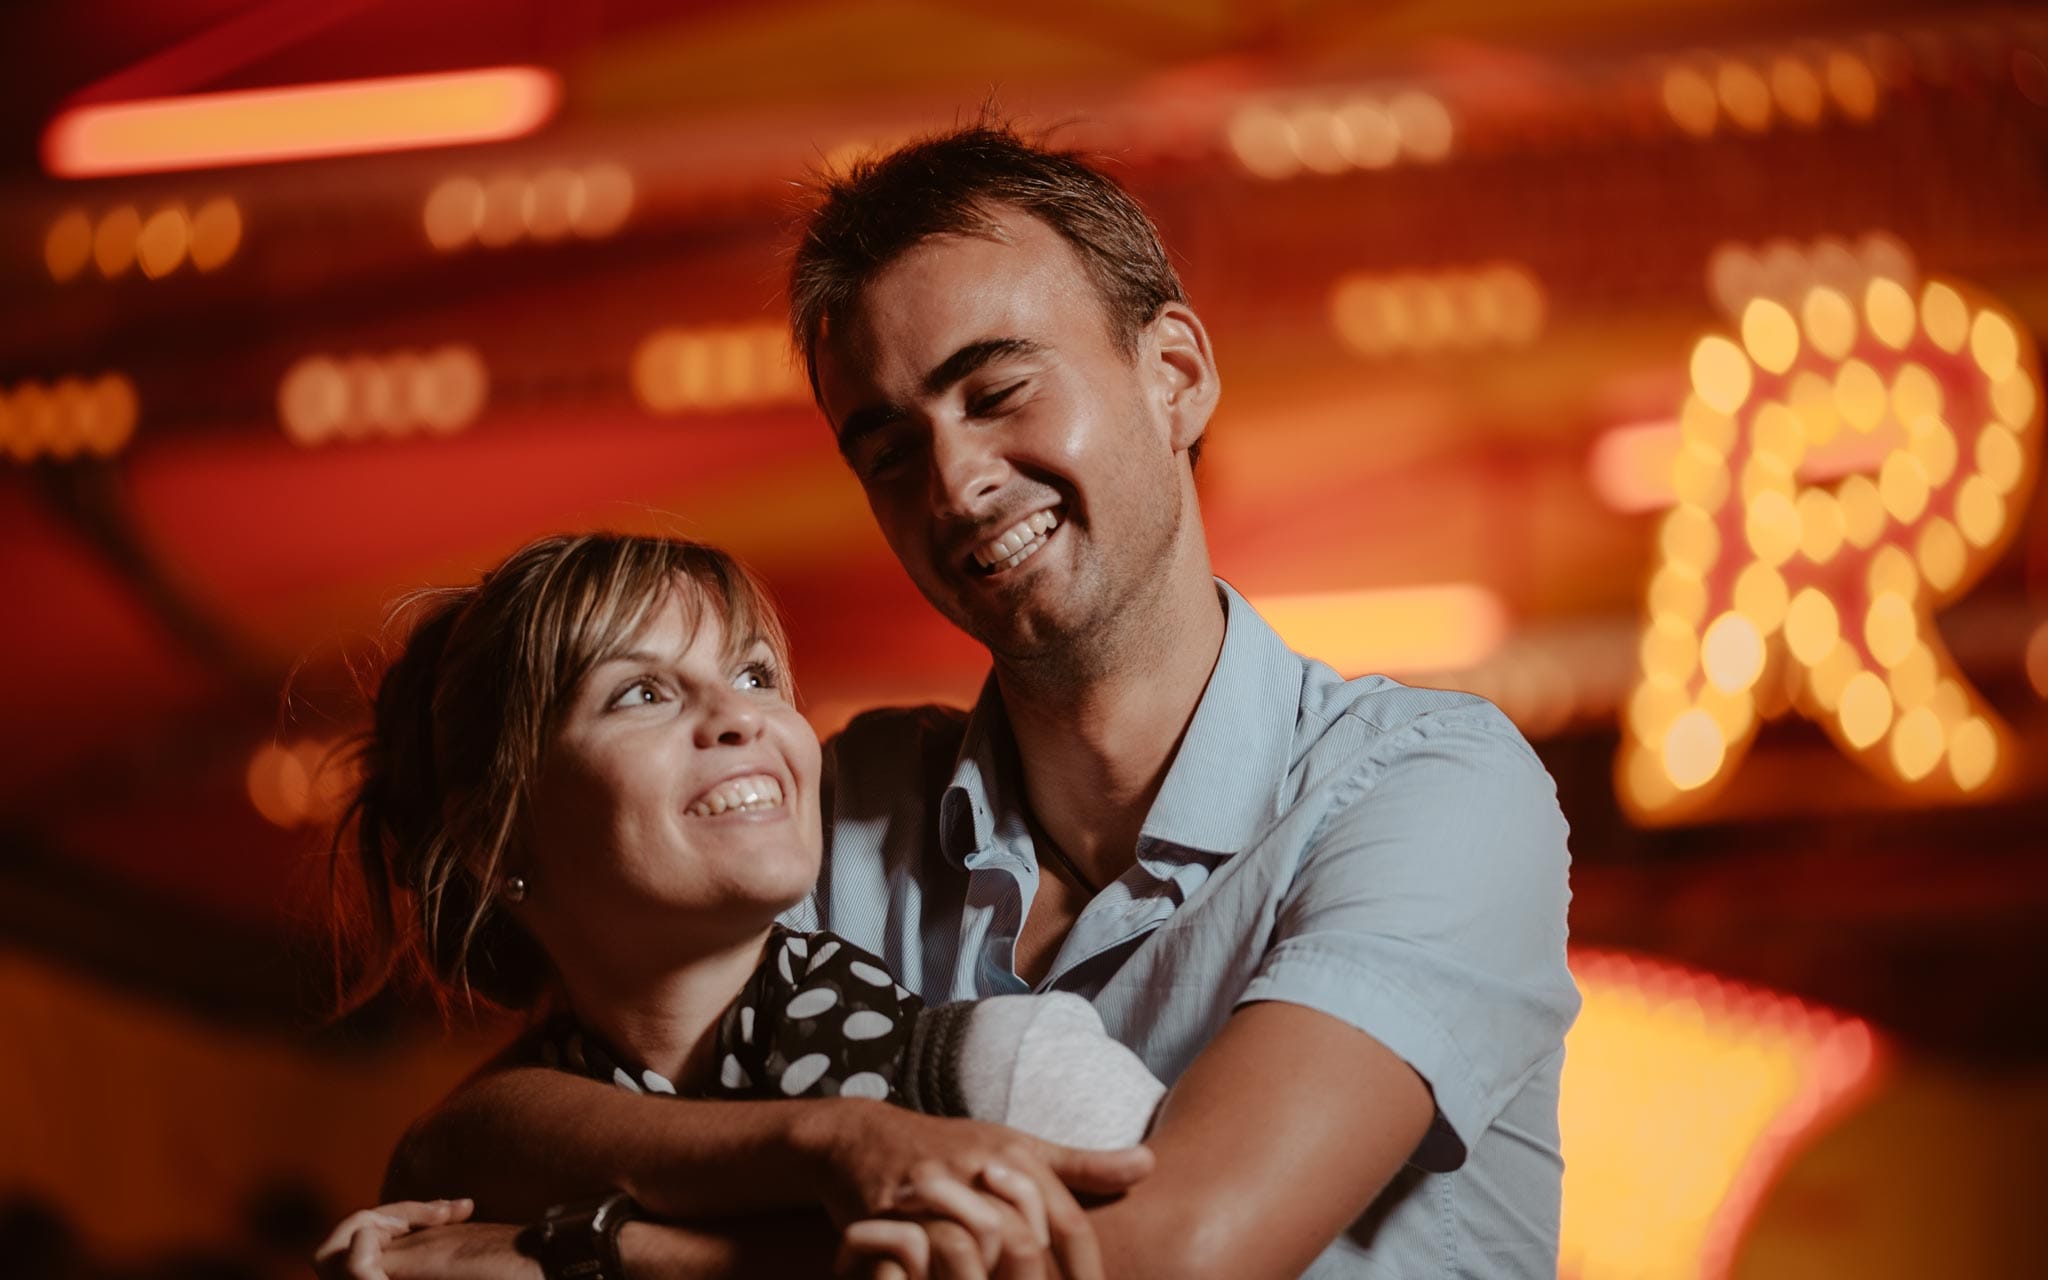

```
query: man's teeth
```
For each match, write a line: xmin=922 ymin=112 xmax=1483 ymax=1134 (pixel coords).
xmin=972 ymin=510 xmax=1059 ymax=571
xmin=684 ymin=774 xmax=785 ymax=817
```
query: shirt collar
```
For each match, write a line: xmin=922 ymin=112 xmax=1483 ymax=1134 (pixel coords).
xmin=1136 ymin=580 xmax=1303 ymax=858
xmin=937 ymin=673 xmax=1014 ymax=866
xmin=938 ymin=579 xmax=1303 ymax=866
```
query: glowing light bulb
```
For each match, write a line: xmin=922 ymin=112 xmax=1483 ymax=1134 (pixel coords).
xmin=1970 ymin=311 xmax=2019 ymax=381
xmin=1744 ymin=490 xmax=1801 ymax=566
xmin=1888 ymin=706 xmax=1943 ymax=781
xmin=1919 ymin=282 xmax=1969 ymax=353
xmin=1955 ymin=476 xmax=2003 ymax=547
xmin=1734 ymin=562 xmax=1790 ymax=634
xmin=1691 ymin=336 xmax=1753 ymax=414
xmin=1915 ymin=518 xmax=1965 ymax=592
xmin=1975 ymin=425 xmax=2023 ymax=495
xmin=1802 ymin=287 xmax=1858 ymax=361
xmin=1838 ymin=671 xmax=1893 ymax=749
xmin=1796 ymin=489 xmax=1845 ymax=563
xmin=1863 ymin=278 xmax=1916 ymax=349
xmin=1833 ymin=360 xmax=1886 ymax=433
xmin=1662 ymin=709 xmax=1726 ymax=790
xmin=1947 ymin=717 xmax=1996 ymax=791
xmin=1783 ymin=588 xmax=1840 ymax=666
xmin=1702 ymin=613 xmax=1766 ymax=694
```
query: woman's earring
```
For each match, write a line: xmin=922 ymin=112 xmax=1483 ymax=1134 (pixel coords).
xmin=503 ymin=875 xmax=528 ymax=904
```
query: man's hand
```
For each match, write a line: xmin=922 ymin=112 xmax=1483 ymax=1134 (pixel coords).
xmin=798 ymin=1099 xmax=1146 ymax=1279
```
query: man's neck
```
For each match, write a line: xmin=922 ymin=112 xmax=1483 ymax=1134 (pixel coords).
xmin=997 ymin=569 xmax=1226 ymax=891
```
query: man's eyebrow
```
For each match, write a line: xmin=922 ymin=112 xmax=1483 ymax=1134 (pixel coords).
xmin=921 ymin=337 xmax=1046 ymax=397
xmin=834 ymin=338 xmax=1046 ymax=460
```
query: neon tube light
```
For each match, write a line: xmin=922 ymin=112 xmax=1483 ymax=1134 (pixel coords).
xmin=44 ymin=66 xmax=560 ymax=177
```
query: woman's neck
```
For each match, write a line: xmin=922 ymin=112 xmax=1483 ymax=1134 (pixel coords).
xmin=551 ymin=926 xmax=772 ymax=1092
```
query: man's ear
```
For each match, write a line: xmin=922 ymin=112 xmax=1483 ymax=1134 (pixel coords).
xmin=1147 ymin=301 xmax=1221 ymax=455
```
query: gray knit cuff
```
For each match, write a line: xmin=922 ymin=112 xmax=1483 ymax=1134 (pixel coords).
xmin=898 ymin=1000 xmax=980 ymax=1118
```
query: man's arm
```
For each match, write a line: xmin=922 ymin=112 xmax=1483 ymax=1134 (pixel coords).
xmin=1088 ymin=1001 xmax=1433 ymax=1280
xmin=1080 ymin=709 xmax=1579 ymax=1280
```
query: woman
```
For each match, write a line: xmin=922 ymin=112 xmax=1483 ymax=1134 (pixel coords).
xmin=320 ymin=532 xmax=1163 ymax=1280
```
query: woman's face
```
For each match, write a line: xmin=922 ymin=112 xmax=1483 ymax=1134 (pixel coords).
xmin=521 ymin=583 xmax=823 ymax=961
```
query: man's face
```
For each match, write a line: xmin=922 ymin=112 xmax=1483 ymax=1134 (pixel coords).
xmin=812 ymin=208 xmax=1193 ymax=669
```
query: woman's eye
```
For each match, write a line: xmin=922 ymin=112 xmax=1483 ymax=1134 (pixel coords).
xmin=609 ymin=679 xmax=664 ymax=709
xmin=736 ymin=661 xmax=780 ymax=691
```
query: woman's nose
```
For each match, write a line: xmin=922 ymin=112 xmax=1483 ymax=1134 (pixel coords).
xmin=696 ymin=687 xmax=766 ymax=747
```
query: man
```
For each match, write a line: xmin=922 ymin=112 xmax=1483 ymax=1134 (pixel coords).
xmin=385 ymin=122 xmax=1578 ymax=1278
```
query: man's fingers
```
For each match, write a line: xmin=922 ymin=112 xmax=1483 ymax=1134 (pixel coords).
xmin=1038 ymin=1142 xmax=1155 ymax=1195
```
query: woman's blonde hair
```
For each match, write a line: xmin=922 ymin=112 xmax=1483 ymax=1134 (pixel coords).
xmin=332 ymin=532 xmax=793 ymax=1017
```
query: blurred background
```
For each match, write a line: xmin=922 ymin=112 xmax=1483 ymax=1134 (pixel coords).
xmin=3 ymin=1 xmax=2046 ymax=1277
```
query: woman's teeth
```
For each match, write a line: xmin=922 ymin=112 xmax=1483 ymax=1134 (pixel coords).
xmin=972 ymin=509 xmax=1059 ymax=572
xmin=685 ymin=774 xmax=785 ymax=817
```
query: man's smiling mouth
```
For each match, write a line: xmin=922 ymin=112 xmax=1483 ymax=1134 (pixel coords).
xmin=969 ymin=508 xmax=1060 ymax=575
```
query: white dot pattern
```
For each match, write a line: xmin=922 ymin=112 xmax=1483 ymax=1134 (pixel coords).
xmin=532 ymin=927 xmax=925 ymax=1107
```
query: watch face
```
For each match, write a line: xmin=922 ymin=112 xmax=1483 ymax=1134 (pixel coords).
xmin=534 ymin=1194 xmax=635 ymax=1280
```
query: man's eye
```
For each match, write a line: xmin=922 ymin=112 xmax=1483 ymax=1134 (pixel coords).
xmin=861 ymin=446 xmax=902 ymax=477
xmin=970 ymin=382 xmax=1024 ymax=416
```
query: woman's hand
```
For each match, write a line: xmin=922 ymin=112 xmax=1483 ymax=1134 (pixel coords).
xmin=836 ymin=1185 xmax=1056 ymax=1280
xmin=314 ymin=1199 xmax=480 ymax=1280
xmin=804 ymin=1103 xmax=1140 ymax=1280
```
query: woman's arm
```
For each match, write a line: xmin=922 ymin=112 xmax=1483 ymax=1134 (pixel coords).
xmin=388 ymin=1067 xmax=1149 ymax=1271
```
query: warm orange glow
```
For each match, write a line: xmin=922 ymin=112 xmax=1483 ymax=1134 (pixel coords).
xmin=44 ymin=209 xmax=92 ymax=281
xmin=427 ymin=163 xmax=634 ymax=252
xmin=187 ymin=197 xmax=242 ymax=271
xmin=278 ymin=346 xmax=486 ymax=446
xmin=1330 ymin=263 xmax=1543 ymax=359
xmin=632 ymin=324 xmax=805 ymax=415
xmin=1230 ymin=89 xmax=1453 ymax=178
xmin=1 ymin=374 xmax=139 ymax=462
xmin=1253 ymin=585 xmax=1508 ymax=675
xmin=44 ymin=67 xmax=560 ymax=177
xmin=1560 ymin=950 xmax=1882 ymax=1280
xmin=1622 ymin=269 xmax=2037 ymax=818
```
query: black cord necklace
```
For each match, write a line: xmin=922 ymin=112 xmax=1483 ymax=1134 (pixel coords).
xmin=1024 ymin=808 xmax=1100 ymax=896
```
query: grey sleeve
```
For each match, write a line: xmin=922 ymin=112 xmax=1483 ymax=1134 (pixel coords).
xmin=899 ymin=993 xmax=1166 ymax=1150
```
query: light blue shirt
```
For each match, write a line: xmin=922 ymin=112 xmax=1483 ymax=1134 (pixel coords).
xmin=786 ymin=581 xmax=1579 ymax=1277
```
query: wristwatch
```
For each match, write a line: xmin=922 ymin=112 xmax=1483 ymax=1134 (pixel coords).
xmin=523 ymin=1191 xmax=642 ymax=1280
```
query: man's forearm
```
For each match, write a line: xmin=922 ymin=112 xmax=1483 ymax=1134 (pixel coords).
xmin=1080 ymin=1002 xmax=1435 ymax=1280
xmin=386 ymin=1066 xmax=836 ymax=1222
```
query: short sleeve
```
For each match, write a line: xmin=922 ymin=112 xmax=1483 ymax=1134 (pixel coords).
xmin=1236 ymin=709 xmax=1579 ymax=1171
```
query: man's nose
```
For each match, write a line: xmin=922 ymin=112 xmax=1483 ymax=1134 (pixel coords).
xmin=927 ymin=420 xmax=1004 ymax=518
